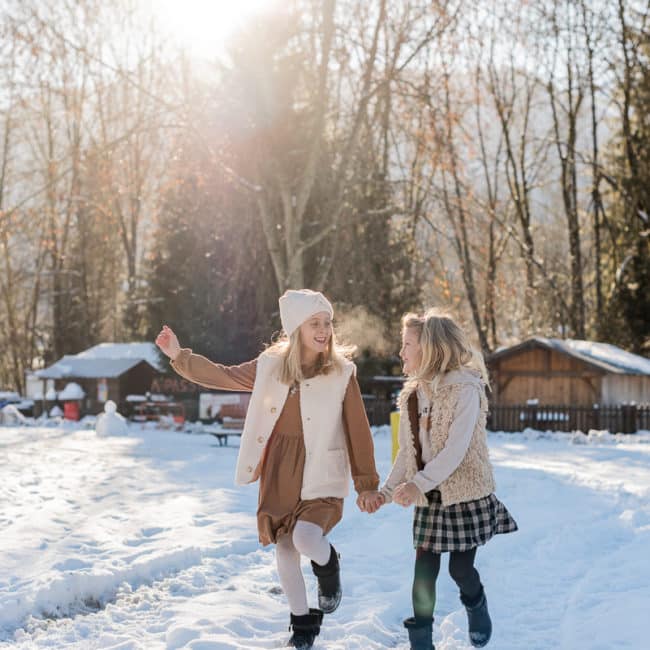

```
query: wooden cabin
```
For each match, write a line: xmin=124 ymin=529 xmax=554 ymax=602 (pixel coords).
xmin=487 ymin=337 xmax=650 ymax=406
xmin=35 ymin=343 xmax=166 ymax=415
xmin=32 ymin=342 xmax=246 ymax=421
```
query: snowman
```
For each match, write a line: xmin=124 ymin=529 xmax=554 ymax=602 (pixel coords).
xmin=95 ymin=400 xmax=129 ymax=437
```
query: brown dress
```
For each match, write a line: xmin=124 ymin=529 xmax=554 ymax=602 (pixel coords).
xmin=171 ymin=350 xmax=379 ymax=546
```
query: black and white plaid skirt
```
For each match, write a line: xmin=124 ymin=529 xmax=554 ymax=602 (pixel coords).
xmin=413 ymin=490 xmax=518 ymax=553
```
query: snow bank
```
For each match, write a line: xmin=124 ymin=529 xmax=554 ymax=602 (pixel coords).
xmin=489 ymin=426 xmax=650 ymax=445
xmin=1 ymin=547 xmax=203 ymax=632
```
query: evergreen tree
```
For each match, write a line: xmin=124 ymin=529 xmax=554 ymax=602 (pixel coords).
xmin=146 ymin=145 xmax=278 ymax=364
xmin=601 ymin=20 xmax=650 ymax=353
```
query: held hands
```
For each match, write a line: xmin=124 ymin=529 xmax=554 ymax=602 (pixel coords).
xmin=356 ymin=490 xmax=385 ymax=514
xmin=155 ymin=325 xmax=181 ymax=361
xmin=392 ymin=482 xmax=421 ymax=508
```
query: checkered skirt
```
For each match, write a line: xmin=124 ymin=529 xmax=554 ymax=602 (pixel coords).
xmin=413 ymin=490 xmax=518 ymax=553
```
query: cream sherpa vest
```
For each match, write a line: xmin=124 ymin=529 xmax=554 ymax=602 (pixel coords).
xmin=398 ymin=370 xmax=496 ymax=507
xmin=234 ymin=350 xmax=355 ymax=500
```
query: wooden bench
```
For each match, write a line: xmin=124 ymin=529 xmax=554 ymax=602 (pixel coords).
xmin=203 ymin=417 xmax=245 ymax=446
xmin=209 ymin=430 xmax=242 ymax=446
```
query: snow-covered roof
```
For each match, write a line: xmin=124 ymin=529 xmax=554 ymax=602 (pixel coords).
xmin=35 ymin=342 xmax=164 ymax=380
xmin=491 ymin=337 xmax=650 ymax=376
xmin=77 ymin=343 xmax=164 ymax=371
xmin=36 ymin=357 xmax=156 ymax=380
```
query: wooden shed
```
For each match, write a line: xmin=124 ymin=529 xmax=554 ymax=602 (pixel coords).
xmin=35 ymin=343 xmax=166 ymax=415
xmin=487 ymin=337 xmax=650 ymax=406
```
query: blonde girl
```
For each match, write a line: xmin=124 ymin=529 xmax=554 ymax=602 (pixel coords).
xmin=155 ymin=289 xmax=379 ymax=650
xmin=372 ymin=309 xmax=517 ymax=650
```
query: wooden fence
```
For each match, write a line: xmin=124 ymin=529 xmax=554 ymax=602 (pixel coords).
xmin=363 ymin=397 xmax=650 ymax=433
xmin=487 ymin=403 xmax=650 ymax=434
xmin=362 ymin=397 xmax=394 ymax=427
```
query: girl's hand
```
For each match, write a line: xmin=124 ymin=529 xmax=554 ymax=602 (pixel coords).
xmin=393 ymin=482 xmax=420 ymax=507
xmin=357 ymin=490 xmax=385 ymax=514
xmin=155 ymin=325 xmax=181 ymax=361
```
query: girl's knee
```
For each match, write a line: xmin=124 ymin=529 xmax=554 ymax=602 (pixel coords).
xmin=292 ymin=521 xmax=323 ymax=553
xmin=276 ymin=534 xmax=298 ymax=558
xmin=448 ymin=556 xmax=476 ymax=584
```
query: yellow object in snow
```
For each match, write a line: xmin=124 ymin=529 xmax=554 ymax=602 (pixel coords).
xmin=390 ymin=411 xmax=400 ymax=462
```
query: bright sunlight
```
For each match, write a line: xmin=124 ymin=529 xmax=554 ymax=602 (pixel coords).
xmin=149 ymin=0 xmax=273 ymax=59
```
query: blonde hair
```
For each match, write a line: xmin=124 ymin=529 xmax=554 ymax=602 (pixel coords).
xmin=266 ymin=326 xmax=354 ymax=386
xmin=402 ymin=308 xmax=490 ymax=395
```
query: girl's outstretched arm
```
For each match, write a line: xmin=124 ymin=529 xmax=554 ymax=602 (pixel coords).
xmin=155 ymin=325 xmax=256 ymax=392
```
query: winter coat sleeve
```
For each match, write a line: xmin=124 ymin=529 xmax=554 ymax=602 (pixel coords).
xmin=342 ymin=374 xmax=380 ymax=494
xmin=410 ymin=384 xmax=480 ymax=496
xmin=171 ymin=349 xmax=257 ymax=391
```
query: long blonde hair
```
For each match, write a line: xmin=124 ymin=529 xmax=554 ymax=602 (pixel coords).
xmin=266 ymin=327 xmax=354 ymax=385
xmin=402 ymin=308 xmax=490 ymax=395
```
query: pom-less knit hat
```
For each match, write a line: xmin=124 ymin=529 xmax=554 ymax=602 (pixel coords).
xmin=279 ymin=289 xmax=333 ymax=337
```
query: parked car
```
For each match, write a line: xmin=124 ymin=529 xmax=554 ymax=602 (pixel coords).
xmin=0 ymin=392 xmax=34 ymax=417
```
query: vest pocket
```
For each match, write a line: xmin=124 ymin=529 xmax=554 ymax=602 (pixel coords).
xmin=326 ymin=448 xmax=347 ymax=480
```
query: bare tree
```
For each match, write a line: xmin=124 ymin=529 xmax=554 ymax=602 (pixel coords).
xmin=544 ymin=0 xmax=587 ymax=337
xmin=89 ymin=9 xmax=172 ymax=338
xmin=0 ymin=21 xmax=48 ymax=392
xmin=4 ymin=0 xmax=178 ymax=359
xmin=224 ymin=0 xmax=459 ymax=294
xmin=483 ymin=2 xmax=552 ymax=332
xmin=472 ymin=49 xmax=512 ymax=350
xmin=579 ymin=0 xmax=609 ymax=321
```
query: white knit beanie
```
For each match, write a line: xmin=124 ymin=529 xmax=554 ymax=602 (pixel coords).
xmin=279 ymin=289 xmax=334 ymax=337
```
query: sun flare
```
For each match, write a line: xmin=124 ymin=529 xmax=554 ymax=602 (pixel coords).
xmin=150 ymin=0 xmax=273 ymax=59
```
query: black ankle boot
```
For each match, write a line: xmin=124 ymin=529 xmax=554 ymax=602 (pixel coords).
xmin=403 ymin=617 xmax=435 ymax=650
xmin=460 ymin=585 xmax=492 ymax=647
xmin=310 ymin=545 xmax=341 ymax=613
xmin=288 ymin=608 xmax=323 ymax=649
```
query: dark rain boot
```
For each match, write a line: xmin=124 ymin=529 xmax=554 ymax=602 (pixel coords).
xmin=460 ymin=585 xmax=492 ymax=647
xmin=403 ymin=617 xmax=435 ymax=650
xmin=287 ymin=608 xmax=323 ymax=649
xmin=310 ymin=544 xmax=341 ymax=614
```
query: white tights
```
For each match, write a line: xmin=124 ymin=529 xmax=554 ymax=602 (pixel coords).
xmin=275 ymin=520 xmax=332 ymax=615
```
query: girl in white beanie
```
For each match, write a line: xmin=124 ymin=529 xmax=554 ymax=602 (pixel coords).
xmin=155 ymin=289 xmax=380 ymax=649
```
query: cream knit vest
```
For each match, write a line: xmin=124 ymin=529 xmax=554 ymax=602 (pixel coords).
xmin=398 ymin=374 xmax=496 ymax=507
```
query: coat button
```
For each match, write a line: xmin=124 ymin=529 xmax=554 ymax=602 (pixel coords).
xmin=306 ymin=417 xmax=311 ymax=421
xmin=257 ymin=436 xmax=264 ymax=444
xmin=270 ymin=407 xmax=277 ymax=413
xmin=305 ymin=383 xmax=310 ymax=387
xmin=247 ymin=465 xmax=253 ymax=473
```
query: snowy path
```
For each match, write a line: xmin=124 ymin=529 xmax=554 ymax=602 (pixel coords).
xmin=1 ymin=424 xmax=649 ymax=649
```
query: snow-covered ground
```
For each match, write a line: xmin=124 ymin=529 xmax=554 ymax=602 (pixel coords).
xmin=2 ymin=422 xmax=649 ymax=649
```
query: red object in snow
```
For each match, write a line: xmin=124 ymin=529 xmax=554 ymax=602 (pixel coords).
xmin=63 ymin=401 xmax=80 ymax=421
